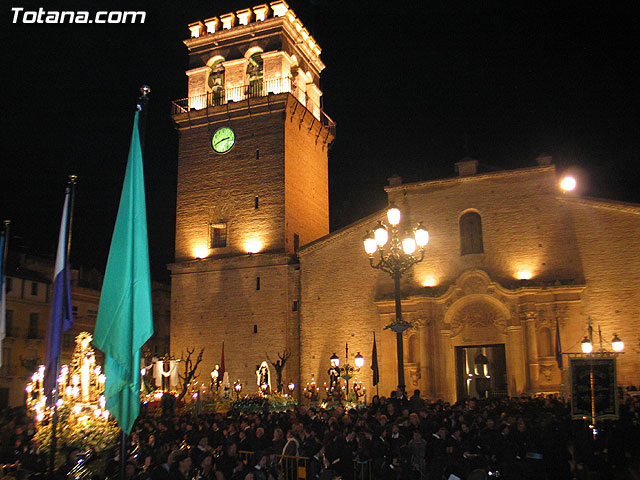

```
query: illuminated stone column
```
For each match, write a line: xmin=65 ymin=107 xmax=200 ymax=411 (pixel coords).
xmin=306 ymin=83 xmax=322 ymax=120
xmin=439 ymin=329 xmax=455 ymax=402
xmin=524 ymin=311 xmax=539 ymax=392
xmin=261 ymin=51 xmax=293 ymax=93
xmin=506 ymin=325 xmax=527 ymax=395
xmin=418 ymin=324 xmax=429 ymax=394
xmin=223 ymin=58 xmax=247 ymax=101
xmin=186 ymin=66 xmax=209 ymax=110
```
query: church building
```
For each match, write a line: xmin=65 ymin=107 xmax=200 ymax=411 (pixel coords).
xmin=169 ymin=2 xmax=640 ymax=402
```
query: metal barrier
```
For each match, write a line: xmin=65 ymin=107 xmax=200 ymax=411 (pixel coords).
xmin=238 ymin=450 xmax=253 ymax=465
xmin=239 ymin=451 xmax=384 ymax=480
xmin=276 ymin=454 xmax=310 ymax=480
xmin=354 ymin=459 xmax=373 ymax=480
xmin=238 ymin=450 xmax=310 ymax=480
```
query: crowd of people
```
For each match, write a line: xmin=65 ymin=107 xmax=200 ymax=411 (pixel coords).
xmin=1 ymin=388 xmax=639 ymax=480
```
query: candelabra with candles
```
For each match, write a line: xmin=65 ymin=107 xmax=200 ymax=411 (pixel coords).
xmin=323 ymin=382 xmax=332 ymax=400
xmin=27 ymin=332 xmax=108 ymax=422
xmin=233 ymin=380 xmax=243 ymax=399
xmin=303 ymin=375 xmax=319 ymax=401
xmin=352 ymin=378 xmax=366 ymax=402
xmin=27 ymin=332 xmax=118 ymax=460
xmin=260 ymin=383 xmax=269 ymax=396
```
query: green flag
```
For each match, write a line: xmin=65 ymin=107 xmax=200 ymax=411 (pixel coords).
xmin=94 ymin=111 xmax=153 ymax=434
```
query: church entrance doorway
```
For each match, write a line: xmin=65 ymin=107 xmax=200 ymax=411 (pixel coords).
xmin=455 ymin=344 xmax=508 ymax=400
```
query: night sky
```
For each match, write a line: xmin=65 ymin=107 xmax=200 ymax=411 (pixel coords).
xmin=2 ymin=1 xmax=638 ymax=281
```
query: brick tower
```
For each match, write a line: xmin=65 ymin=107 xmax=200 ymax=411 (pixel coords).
xmin=169 ymin=1 xmax=334 ymax=393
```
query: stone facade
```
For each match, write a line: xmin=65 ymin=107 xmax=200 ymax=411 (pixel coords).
xmin=298 ymin=165 xmax=640 ymax=401
xmin=170 ymin=3 xmax=640 ymax=403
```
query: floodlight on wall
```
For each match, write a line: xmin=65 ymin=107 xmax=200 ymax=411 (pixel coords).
xmin=560 ymin=176 xmax=577 ymax=192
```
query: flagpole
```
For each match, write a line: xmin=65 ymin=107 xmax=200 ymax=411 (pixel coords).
xmin=48 ymin=176 xmax=77 ymax=478
xmin=118 ymin=85 xmax=152 ymax=480
xmin=1 ymin=221 xmax=10 ymax=309
xmin=373 ymin=332 xmax=379 ymax=398
xmin=1 ymin=220 xmax=9 ymax=266
xmin=1 ymin=220 xmax=11 ymax=368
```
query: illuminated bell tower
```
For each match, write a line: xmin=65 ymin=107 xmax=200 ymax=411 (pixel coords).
xmin=169 ymin=1 xmax=334 ymax=392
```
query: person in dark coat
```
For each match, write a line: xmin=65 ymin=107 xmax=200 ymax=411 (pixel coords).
xmin=409 ymin=390 xmax=426 ymax=414
xmin=169 ymin=452 xmax=192 ymax=480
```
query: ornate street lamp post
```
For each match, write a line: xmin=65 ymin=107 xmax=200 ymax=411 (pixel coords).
xmin=579 ymin=317 xmax=624 ymax=436
xmin=329 ymin=343 xmax=365 ymax=399
xmin=363 ymin=204 xmax=428 ymax=389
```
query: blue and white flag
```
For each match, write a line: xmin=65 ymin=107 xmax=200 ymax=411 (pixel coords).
xmin=44 ymin=187 xmax=74 ymax=403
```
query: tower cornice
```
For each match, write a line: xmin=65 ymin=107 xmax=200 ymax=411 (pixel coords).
xmin=184 ymin=3 xmax=325 ymax=75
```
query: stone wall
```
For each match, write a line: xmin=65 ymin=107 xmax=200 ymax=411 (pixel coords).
xmin=174 ymin=108 xmax=287 ymax=261
xmin=284 ymin=97 xmax=330 ymax=253
xmin=299 ymin=165 xmax=640 ymax=401
xmin=170 ymin=254 xmax=298 ymax=393
xmin=566 ymin=198 xmax=640 ymax=384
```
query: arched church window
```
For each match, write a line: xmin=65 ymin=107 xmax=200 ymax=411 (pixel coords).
xmin=247 ymin=52 xmax=263 ymax=97
xmin=538 ymin=327 xmax=553 ymax=357
xmin=208 ymin=59 xmax=225 ymax=106
xmin=460 ymin=211 xmax=484 ymax=255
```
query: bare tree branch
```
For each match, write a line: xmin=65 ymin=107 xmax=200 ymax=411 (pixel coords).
xmin=177 ymin=347 xmax=204 ymax=402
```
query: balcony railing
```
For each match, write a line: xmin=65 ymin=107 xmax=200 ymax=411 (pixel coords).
xmin=171 ymin=78 xmax=335 ymax=136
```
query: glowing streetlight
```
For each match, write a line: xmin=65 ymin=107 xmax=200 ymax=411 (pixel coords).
xmin=560 ymin=176 xmax=577 ymax=192
xmin=363 ymin=204 xmax=428 ymax=388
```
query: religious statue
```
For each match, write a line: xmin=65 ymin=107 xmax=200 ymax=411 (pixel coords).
xmin=222 ymin=371 xmax=231 ymax=399
xmin=267 ymin=351 xmax=290 ymax=393
xmin=256 ymin=361 xmax=271 ymax=394
xmin=327 ymin=365 xmax=340 ymax=394
xmin=211 ymin=364 xmax=221 ymax=392
xmin=68 ymin=332 xmax=97 ymax=403
xmin=155 ymin=354 xmax=179 ymax=392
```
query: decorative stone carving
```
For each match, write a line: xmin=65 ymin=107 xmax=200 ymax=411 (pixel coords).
xmin=412 ymin=316 xmax=429 ymax=327
xmin=539 ymin=364 xmax=554 ymax=382
xmin=402 ymin=326 xmax=417 ymax=338
xmin=536 ymin=315 xmax=554 ymax=331
xmin=450 ymin=301 xmax=507 ymax=336
xmin=409 ymin=368 xmax=421 ymax=387
xmin=519 ymin=306 xmax=537 ymax=323
xmin=462 ymin=276 xmax=488 ymax=295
